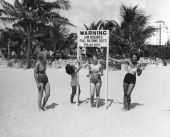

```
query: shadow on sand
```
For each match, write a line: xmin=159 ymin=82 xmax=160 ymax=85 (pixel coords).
xmin=45 ymin=103 xmax=58 ymax=110
xmin=81 ymin=98 xmax=114 ymax=108
xmin=130 ymin=103 xmax=144 ymax=109
xmin=99 ymin=98 xmax=114 ymax=109
xmin=163 ymin=110 xmax=170 ymax=111
xmin=113 ymin=101 xmax=144 ymax=109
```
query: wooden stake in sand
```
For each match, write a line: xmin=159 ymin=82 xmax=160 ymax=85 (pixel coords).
xmin=77 ymin=30 xmax=109 ymax=108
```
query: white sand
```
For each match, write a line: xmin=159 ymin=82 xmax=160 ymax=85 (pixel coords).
xmin=0 ymin=66 xmax=170 ymax=137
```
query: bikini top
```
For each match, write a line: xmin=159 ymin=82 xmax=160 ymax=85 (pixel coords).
xmin=125 ymin=65 xmax=137 ymax=75
xmin=90 ymin=63 xmax=101 ymax=73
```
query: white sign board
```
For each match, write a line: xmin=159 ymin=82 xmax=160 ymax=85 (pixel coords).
xmin=78 ymin=30 xmax=109 ymax=47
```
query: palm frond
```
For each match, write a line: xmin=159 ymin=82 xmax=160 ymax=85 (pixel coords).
xmin=53 ymin=16 xmax=74 ymax=27
xmin=1 ymin=1 xmax=16 ymax=17
xmin=133 ymin=15 xmax=150 ymax=29
xmin=0 ymin=17 xmax=18 ymax=24
xmin=141 ymin=26 xmax=156 ymax=38
xmin=0 ymin=0 xmax=15 ymax=10
xmin=84 ymin=24 xmax=89 ymax=30
xmin=43 ymin=1 xmax=70 ymax=12
xmin=13 ymin=20 xmax=26 ymax=28
xmin=0 ymin=9 xmax=8 ymax=16
xmin=0 ymin=0 xmax=24 ymax=19
xmin=52 ymin=0 xmax=71 ymax=10
xmin=14 ymin=0 xmax=22 ymax=9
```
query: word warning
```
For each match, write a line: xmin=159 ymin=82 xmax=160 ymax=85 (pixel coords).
xmin=78 ymin=30 xmax=109 ymax=47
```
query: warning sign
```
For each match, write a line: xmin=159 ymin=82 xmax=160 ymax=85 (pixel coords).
xmin=78 ymin=30 xmax=109 ymax=47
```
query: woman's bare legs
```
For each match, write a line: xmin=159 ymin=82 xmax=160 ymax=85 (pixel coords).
xmin=123 ymin=82 xmax=129 ymax=109
xmin=71 ymin=86 xmax=76 ymax=103
xmin=38 ymin=83 xmax=44 ymax=111
xmin=90 ymin=83 xmax=95 ymax=108
xmin=42 ymin=82 xmax=50 ymax=110
xmin=126 ymin=84 xmax=135 ymax=110
xmin=96 ymin=83 xmax=102 ymax=108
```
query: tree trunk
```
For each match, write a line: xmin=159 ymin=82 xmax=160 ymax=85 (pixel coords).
xmin=26 ymin=27 xmax=31 ymax=69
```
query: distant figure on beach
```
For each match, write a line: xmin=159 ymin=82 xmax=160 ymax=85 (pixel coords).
xmin=34 ymin=52 xmax=50 ymax=111
xmin=87 ymin=54 xmax=103 ymax=108
xmin=65 ymin=60 xmax=88 ymax=104
xmin=110 ymin=53 xmax=145 ymax=111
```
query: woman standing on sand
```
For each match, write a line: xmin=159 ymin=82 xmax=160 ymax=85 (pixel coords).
xmin=87 ymin=54 xmax=103 ymax=108
xmin=34 ymin=52 xmax=50 ymax=111
xmin=65 ymin=60 xmax=82 ymax=104
xmin=110 ymin=53 xmax=145 ymax=111
xmin=65 ymin=59 xmax=88 ymax=104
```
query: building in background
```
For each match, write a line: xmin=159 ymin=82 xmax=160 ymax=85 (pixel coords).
xmin=147 ymin=21 xmax=168 ymax=45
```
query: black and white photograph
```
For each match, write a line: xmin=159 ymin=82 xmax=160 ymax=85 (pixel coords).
xmin=0 ymin=0 xmax=170 ymax=137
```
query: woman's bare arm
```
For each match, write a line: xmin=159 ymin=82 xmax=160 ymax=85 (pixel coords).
xmin=109 ymin=57 xmax=130 ymax=64
xmin=86 ymin=65 xmax=91 ymax=77
xmin=74 ymin=60 xmax=89 ymax=74
xmin=99 ymin=64 xmax=104 ymax=76
xmin=34 ymin=63 xmax=39 ymax=84
xmin=74 ymin=66 xmax=83 ymax=73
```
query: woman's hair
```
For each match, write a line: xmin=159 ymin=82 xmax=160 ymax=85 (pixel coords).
xmin=65 ymin=64 xmax=75 ymax=75
xmin=131 ymin=53 xmax=140 ymax=61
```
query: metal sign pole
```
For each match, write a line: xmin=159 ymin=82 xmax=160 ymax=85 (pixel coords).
xmin=105 ymin=41 xmax=109 ymax=109
xmin=76 ymin=43 xmax=80 ymax=106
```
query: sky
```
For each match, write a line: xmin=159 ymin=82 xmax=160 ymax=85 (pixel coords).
xmin=2 ymin=0 xmax=170 ymax=38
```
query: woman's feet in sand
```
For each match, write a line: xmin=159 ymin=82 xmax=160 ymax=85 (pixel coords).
xmin=70 ymin=100 xmax=82 ymax=104
xmin=123 ymin=105 xmax=130 ymax=111
xmin=124 ymin=108 xmax=130 ymax=111
xmin=41 ymin=106 xmax=47 ymax=111
xmin=122 ymin=103 xmax=130 ymax=111
xmin=38 ymin=106 xmax=47 ymax=112
xmin=38 ymin=108 xmax=44 ymax=112
xmin=42 ymin=108 xmax=47 ymax=111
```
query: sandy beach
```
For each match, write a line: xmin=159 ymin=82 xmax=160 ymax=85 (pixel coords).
xmin=0 ymin=65 xmax=170 ymax=137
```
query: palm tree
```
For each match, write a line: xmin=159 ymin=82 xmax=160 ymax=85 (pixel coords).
xmin=63 ymin=32 xmax=77 ymax=52
xmin=113 ymin=5 xmax=156 ymax=54
xmin=84 ymin=21 xmax=102 ymax=30
xmin=50 ymin=22 xmax=69 ymax=51
xmin=0 ymin=0 xmax=71 ymax=68
xmin=87 ymin=5 xmax=156 ymax=56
